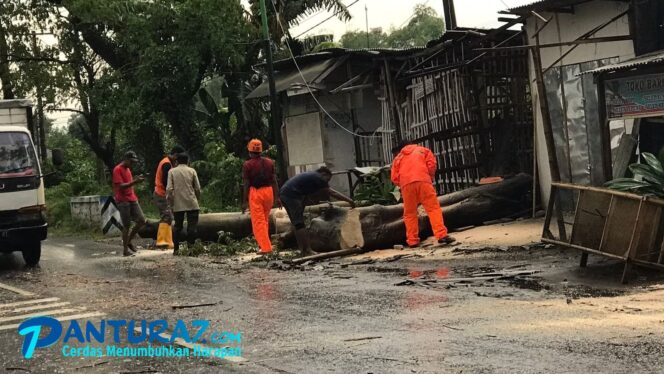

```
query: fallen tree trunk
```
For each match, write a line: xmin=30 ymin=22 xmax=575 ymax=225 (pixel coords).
xmin=140 ymin=173 xmax=532 ymax=251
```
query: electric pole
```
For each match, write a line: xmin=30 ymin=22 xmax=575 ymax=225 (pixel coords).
xmin=365 ymin=5 xmax=369 ymax=48
xmin=30 ymin=32 xmax=47 ymax=161
xmin=259 ymin=0 xmax=286 ymax=181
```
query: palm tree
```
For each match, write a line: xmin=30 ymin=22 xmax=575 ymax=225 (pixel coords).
xmin=246 ymin=0 xmax=352 ymax=42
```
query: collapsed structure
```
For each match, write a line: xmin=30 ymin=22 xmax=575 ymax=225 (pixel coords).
xmin=246 ymin=26 xmax=534 ymax=198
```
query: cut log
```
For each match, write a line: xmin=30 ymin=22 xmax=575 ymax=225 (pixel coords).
xmin=139 ymin=173 xmax=532 ymax=252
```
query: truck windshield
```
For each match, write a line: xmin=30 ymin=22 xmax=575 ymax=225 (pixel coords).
xmin=0 ymin=132 xmax=38 ymax=179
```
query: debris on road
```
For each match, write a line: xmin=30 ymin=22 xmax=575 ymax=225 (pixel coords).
xmin=171 ymin=302 xmax=218 ymax=310
xmin=342 ymin=336 xmax=383 ymax=342
xmin=394 ymin=269 xmax=541 ymax=287
xmin=287 ymin=247 xmax=367 ymax=265
xmin=74 ymin=361 xmax=109 ymax=371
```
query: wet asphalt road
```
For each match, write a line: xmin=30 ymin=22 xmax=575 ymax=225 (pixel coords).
xmin=1 ymin=236 xmax=664 ymax=373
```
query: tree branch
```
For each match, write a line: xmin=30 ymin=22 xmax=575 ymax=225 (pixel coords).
xmin=1 ymin=54 xmax=75 ymax=64
xmin=46 ymin=107 xmax=86 ymax=115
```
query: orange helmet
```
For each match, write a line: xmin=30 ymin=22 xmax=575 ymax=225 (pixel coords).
xmin=247 ymin=139 xmax=263 ymax=153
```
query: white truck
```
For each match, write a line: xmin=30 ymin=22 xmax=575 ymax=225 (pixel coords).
xmin=0 ymin=99 xmax=48 ymax=266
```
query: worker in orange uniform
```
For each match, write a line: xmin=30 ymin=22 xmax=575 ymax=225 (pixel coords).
xmin=391 ymin=142 xmax=455 ymax=248
xmin=153 ymin=145 xmax=184 ymax=248
xmin=242 ymin=139 xmax=280 ymax=254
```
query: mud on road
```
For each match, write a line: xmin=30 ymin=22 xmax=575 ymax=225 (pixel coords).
xmin=1 ymin=219 xmax=664 ymax=373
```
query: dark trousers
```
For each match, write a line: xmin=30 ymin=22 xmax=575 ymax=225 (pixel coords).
xmin=173 ymin=210 xmax=199 ymax=252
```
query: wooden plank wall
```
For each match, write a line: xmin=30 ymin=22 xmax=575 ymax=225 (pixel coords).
xmin=396 ymin=47 xmax=533 ymax=194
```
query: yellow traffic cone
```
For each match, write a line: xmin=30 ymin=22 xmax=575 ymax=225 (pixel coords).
xmin=156 ymin=223 xmax=174 ymax=249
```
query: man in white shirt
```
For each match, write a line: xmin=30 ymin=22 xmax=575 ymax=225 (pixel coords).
xmin=166 ymin=153 xmax=201 ymax=254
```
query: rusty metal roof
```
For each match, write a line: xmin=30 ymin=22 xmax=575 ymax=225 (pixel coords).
xmin=583 ymin=51 xmax=664 ymax=75
xmin=503 ymin=0 xmax=613 ymax=15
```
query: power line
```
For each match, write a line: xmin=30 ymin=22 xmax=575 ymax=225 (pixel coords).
xmin=270 ymin=0 xmax=381 ymax=140
xmin=293 ymin=0 xmax=361 ymax=39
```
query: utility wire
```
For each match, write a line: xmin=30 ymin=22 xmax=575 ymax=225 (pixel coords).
xmin=270 ymin=0 xmax=380 ymax=139
xmin=294 ymin=0 xmax=361 ymax=39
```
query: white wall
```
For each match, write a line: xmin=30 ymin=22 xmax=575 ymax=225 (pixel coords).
xmin=525 ymin=0 xmax=635 ymax=207
xmin=283 ymin=88 xmax=384 ymax=196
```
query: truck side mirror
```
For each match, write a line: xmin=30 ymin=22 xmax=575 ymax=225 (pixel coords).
xmin=51 ymin=148 xmax=64 ymax=167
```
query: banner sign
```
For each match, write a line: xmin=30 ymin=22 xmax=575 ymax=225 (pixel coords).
xmin=605 ymin=73 xmax=664 ymax=119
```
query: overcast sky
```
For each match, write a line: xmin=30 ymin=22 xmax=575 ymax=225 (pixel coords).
xmin=289 ymin=0 xmax=536 ymax=41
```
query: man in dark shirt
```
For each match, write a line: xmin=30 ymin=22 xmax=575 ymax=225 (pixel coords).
xmin=280 ymin=166 xmax=355 ymax=256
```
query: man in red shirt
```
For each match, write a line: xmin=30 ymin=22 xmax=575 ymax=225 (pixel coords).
xmin=113 ymin=151 xmax=146 ymax=257
xmin=391 ymin=142 xmax=455 ymax=248
xmin=241 ymin=139 xmax=280 ymax=253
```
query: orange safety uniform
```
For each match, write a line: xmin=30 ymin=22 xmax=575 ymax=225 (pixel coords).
xmin=391 ymin=144 xmax=448 ymax=246
xmin=154 ymin=156 xmax=171 ymax=197
xmin=249 ymin=186 xmax=274 ymax=252
xmin=244 ymin=139 xmax=275 ymax=253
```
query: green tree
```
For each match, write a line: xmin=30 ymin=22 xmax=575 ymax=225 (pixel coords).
xmin=43 ymin=0 xmax=249 ymax=158
xmin=339 ymin=28 xmax=389 ymax=49
xmin=387 ymin=5 xmax=445 ymax=48
xmin=338 ymin=5 xmax=444 ymax=49
xmin=312 ymin=41 xmax=341 ymax=52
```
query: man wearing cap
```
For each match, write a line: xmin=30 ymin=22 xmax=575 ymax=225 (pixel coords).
xmin=112 ymin=151 xmax=146 ymax=257
xmin=242 ymin=139 xmax=279 ymax=253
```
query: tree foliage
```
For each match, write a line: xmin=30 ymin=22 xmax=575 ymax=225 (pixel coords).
xmin=339 ymin=28 xmax=389 ymax=49
xmin=340 ymin=5 xmax=445 ymax=49
xmin=0 ymin=0 xmax=353 ymax=216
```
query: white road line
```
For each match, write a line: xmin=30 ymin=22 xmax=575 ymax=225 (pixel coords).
xmin=0 ymin=282 xmax=35 ymax=296
xmin=0 ymin=297 xmax=60 ymax=309
xmin=3 ymin=302 xmax=71 ymax=314
xmin=134 ymin=327 xmax=247 ymax=363
xmin=0 ymin=311 xmax=106 ymax=331
xmin=0 ymin=308 xmax=86 ymax=323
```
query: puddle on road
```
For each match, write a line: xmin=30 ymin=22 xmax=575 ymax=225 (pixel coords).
xmin=401 ymin=290 xmax=448 ymax=310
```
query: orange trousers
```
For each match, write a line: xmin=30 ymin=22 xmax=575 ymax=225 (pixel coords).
xmin=401 ymin=181 xmax=448 ymax=246
xmin=249 ymin=186 xmax=274 ymax=252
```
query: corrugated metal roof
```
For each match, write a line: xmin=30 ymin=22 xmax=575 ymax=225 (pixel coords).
xmin=505 ymin=0 xmax=596 ymax=14
xmin=583 ymin=51 xmax=664 ymax=75
xmin=246 ymin=58 xmax=339 ymax=99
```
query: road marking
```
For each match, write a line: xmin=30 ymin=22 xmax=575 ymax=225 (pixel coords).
xmin=134 ymin=327 xmax=247 ymax=363
xmin=0 ymin=308 xmax=86 ymax=323
xmin=0 ymin=297 xmax=60 ymax=309
xmin=7 ymin=302 xmax=71 ymax=314
xmin=0 ymin=282 xmax=35 ymax=296
xmin=0 ymin=311 xmax=105 ymax=331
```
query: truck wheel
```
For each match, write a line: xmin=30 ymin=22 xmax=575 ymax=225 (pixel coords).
xmin=22 ymin=242 xmax=41 ymax=267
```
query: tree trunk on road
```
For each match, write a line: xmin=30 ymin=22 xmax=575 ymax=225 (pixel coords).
xmin=140 ymin=174 xmax=533 ymax=251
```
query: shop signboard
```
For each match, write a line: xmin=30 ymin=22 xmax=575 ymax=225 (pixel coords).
xmin=605 ymin=73 xmax=664 ymax=119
